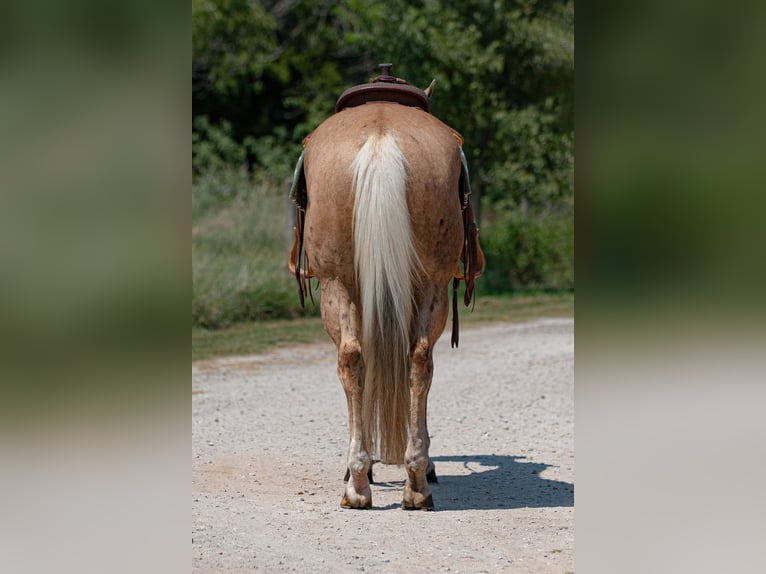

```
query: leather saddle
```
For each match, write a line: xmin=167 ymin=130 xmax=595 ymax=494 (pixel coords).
xmin=335 ymin=63 xmax=431 ymax=113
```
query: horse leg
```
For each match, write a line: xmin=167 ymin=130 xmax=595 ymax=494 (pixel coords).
xmin=322 ymin=281 xmax=372 ymax=509
xmin=403 ymin=287 xmax=450 ymax=508
xmin=422 ymin=402 xmax=437 ymax=483
xmin=343 ymin=465 xmax=374 ymax=484
xmin=338 ymin=335 xmax=372 ymax=509
xmin=403 ymin=334 xmax=435 ymax=509
xmin=425 ymin=432 xmax=438 ymax=484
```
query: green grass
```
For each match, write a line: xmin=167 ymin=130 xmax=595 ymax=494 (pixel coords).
xmin=192 ymin=317 xmax=328 ymax=362
xmin=192 ymin=292 xmax=573 ymax=362
xmin=462 ymin=290 xmax=573 ymax=323
xmin=192 ymin=169 xmax=320 ymax=328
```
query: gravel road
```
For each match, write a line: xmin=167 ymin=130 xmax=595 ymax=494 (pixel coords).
xmin=192 ymin=318 xmax=574 ymax=573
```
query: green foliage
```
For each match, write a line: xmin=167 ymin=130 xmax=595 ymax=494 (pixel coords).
xmin=482 ymin=208 xmax=574 ymax=292
xmin=358 ymin=0 xmax=574 ymax=200
xmin=192 ymin=0 xmax=386 ymax=174
xmin=192 ymin=116 xmax=248 ymax=175
xmin=484 ymin=101 xmax=574 ymax=211
xmin=192 ymin=0 xmax=279 ymax=98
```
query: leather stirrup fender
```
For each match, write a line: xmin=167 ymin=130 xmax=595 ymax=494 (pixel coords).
xmin=289 ymin=149 xmax=315 ymax=307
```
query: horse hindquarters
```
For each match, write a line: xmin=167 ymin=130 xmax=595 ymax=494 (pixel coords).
xmin=307 ymin=130 xmax=417 ymax=509
xmin=303 ymin=104 xmax=466 ymax=510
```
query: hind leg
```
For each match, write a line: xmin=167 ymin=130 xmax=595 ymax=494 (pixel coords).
xmin=343 ymin=465 xmax=373 ymax=484
xmin=403 ymin=287 xmax=448 ymax=510
xmin=338 ymin=334 xmax=372 ymax=509
xmin=321 ymin=280 xmax=372 ymax=509
xmin=402 ymin=335 xmax=435 ymax=510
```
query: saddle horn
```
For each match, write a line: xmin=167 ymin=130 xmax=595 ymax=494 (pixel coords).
xmin=423 ymin=79 xmax=435 ymax=99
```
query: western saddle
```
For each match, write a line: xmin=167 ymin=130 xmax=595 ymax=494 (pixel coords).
xmin=335 ymin=63 xmax=432 ymax=113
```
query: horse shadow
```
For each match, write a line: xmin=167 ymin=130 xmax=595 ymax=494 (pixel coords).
xmin=420 ymin=454 xmax=574 ymax=511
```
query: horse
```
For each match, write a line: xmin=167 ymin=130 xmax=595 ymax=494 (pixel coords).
xmin=289 ymin=72 xmax=483 ymax=510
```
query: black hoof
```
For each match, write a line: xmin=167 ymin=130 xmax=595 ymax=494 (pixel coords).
xmin=343 ymin=465 xmax=374 ymax=484
xmin=426 ymin=462 xmax=438 ymax=484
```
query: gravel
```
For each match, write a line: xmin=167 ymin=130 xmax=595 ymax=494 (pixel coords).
xmin=193 ymin=318 xmax=574 ymax=573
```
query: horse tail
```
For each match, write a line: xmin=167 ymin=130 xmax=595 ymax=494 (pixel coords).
xmin=352 ymin=132 xmax=419 ymax=465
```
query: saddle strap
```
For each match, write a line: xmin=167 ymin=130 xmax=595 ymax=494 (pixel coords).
xmin=451 ymin=277 xmax=461 ymax=347
xmin=288 ymin=150 xmax=315 ymax=307
xmin=451 ymin=194 xmax=482 ymax=348
xmin=451 ymin=148 xmax=485 ymax=348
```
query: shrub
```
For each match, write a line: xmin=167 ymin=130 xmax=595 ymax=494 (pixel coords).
xmin=482 ymin=210 xmax=574 ymax=293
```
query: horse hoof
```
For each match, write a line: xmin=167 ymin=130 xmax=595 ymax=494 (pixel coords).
xmin=402 ymin=492 xmax=434 ymax=511
xmin=341 ymin=494 xmax=372 ymax=509
xmin=343 ymin=466 xmax=374 ymax=484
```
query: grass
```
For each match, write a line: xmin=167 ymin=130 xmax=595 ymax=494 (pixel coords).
xmin=192 ymin=317 xmax=328 ymax=362
xmin=192 ymin=169 xmax=319 ymax=329
xmin=192 ymin=291 xmax=573 ymax=362
xmin=465 ymin=290 xmax=574 ymax=323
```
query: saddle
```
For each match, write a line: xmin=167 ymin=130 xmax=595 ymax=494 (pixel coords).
xmin=335 ymin=64 xmax=431 ymax=113
xmin=290 ymin=65 xmax=484 ymax=348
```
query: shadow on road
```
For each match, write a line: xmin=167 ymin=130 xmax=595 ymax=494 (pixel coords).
xmin=428 ymin=454 xmax=573 ymax=511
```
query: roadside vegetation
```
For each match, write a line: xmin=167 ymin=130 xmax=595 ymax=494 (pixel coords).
xmin=192 ymin=168 xmax=319 ymax=329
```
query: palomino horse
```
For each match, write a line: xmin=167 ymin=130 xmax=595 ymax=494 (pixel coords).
xmin=290 ymin=70 xmax=483 ymax=509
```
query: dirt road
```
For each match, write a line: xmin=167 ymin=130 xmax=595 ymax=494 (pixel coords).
xmin=192 ymin=318 xmax=574 ymax=573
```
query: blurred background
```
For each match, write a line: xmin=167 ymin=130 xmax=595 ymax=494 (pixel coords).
xmin=577 ymin=1 xmax=766 ymax=572
xmin=191 ymin=0 xmax=575 ymax=329
xmin=0 ymin=1 xmax=188 ymax=572
xmin=1 ymin=0 xmax=765 ymax=571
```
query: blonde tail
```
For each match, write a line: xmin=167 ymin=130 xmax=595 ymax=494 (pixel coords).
xmin=352 ymin=133 xmax=419 ymax=464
